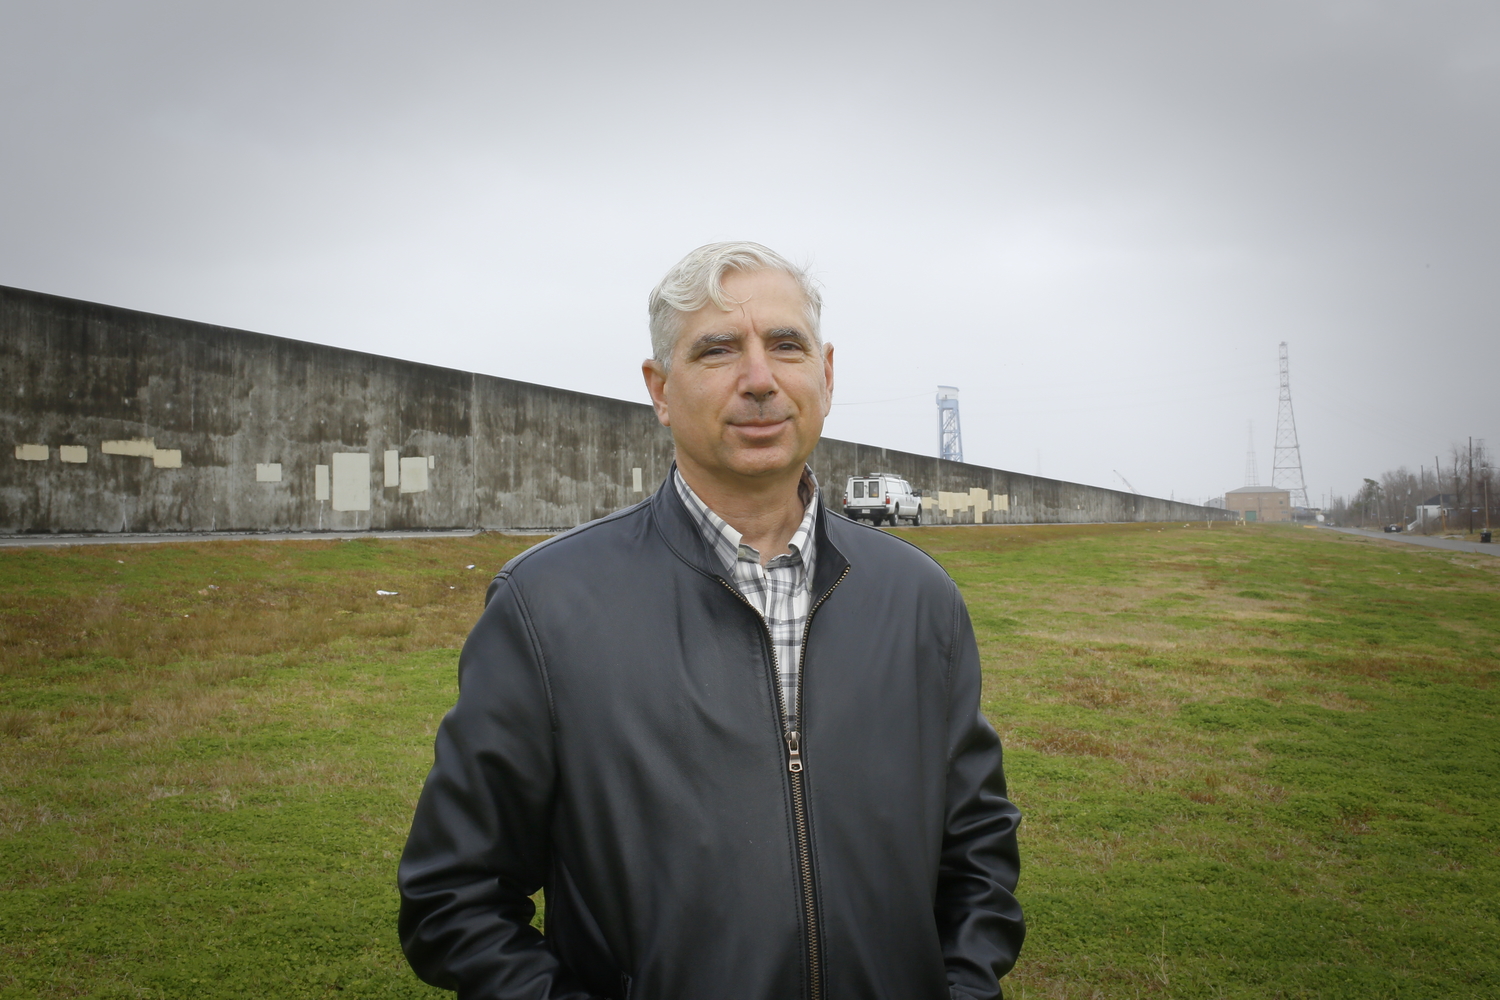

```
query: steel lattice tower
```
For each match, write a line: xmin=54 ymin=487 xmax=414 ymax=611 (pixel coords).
xmin=937 ymin=386 xmax=963 ymax=463
xmin=1271 ymin=342 xmax=1310 ymax=508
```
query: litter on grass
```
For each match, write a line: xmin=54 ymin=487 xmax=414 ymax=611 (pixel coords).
xmin=376 ymin=590 xmax=399 ymax=596
xmin=465 ymin=564 xmax=476 ymax=570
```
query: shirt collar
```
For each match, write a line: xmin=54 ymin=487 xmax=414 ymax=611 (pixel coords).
xmin=672 ymin=467 xmax=820 ymax=580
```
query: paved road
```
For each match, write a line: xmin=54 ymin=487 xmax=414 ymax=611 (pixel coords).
xmin=0 ymin=528 xmax=497 ymax=549
xmin=1322 ymin=525 xmax=1500 ymax=557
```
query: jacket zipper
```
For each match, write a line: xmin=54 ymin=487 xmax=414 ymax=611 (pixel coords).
xmin=717 ymin=564 xmax=849 ymax=1000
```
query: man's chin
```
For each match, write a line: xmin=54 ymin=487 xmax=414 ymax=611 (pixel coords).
xmin=710 ymin=446 xmax=807 ymax=482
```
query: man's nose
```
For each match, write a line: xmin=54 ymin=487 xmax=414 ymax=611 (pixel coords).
xmin=738 ymin=342 xmax=778 ymax=400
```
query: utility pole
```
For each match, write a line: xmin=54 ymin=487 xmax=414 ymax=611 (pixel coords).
xmin=1454 ymin=452 xmax=1462 ymax=532
xmin=1437 ymin=455 xmax=1446 ymax=531
xmin=1470 ymin=437 xmax=1475 ymax=535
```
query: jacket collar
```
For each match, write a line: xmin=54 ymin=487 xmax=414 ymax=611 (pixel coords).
xmin=808 ymin=495 xmax=850 ymax=599
xmin=651 ymin=462 xmax=849 ymax=599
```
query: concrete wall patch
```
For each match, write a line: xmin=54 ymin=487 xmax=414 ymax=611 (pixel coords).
xmin=399 ymin=456 xmax=428 ymax=493
xmin=256 ymin=463 xmax=283 ymax=483
xmin=15 ymin=444 xmax=48 ymax=461
xmin=59 ymin=445 xmax=87 ymax=464
xmin=102 ymin=438 xmax=156 ymax=457
xmin=332 ymin=453 xmax=370 ymax=511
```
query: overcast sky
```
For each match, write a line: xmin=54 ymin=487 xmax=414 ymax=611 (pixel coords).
xmin=4 ymin=1 xmax=1496 ymax=504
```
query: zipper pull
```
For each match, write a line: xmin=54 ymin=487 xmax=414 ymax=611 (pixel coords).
xmin=786 ymin=731 xmax=803 ymax=773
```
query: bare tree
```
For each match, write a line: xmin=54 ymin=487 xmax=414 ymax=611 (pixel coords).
xmin=1335 ymin=439 xmax=1494 ymax=533
xmin=1444 ymin=439 xmax=1493 ymax=534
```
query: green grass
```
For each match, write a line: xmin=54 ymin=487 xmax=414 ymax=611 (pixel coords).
xmin=2 ymin=523 xmax=1498 ymax=998
xmin=0 ymin=535 xmax=531 ymax=999
xmin=904 ymin=522 xmax=1500 ymax=998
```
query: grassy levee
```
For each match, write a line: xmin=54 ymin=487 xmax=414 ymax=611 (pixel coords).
xmin=0 ymin=535 xmax=532 ymax=999
xmin=2 ymin=523 xmax=1497 ymax=997
xmin=907 ymin=522 xmax=1500 ymax=998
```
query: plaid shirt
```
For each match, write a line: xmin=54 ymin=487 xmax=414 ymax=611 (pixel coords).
xmin=674 ymin=468 xmax=818 ymax=725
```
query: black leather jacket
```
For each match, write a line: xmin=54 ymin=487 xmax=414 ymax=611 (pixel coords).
xmin=399 ymin=474 xmax=1024 ymax=999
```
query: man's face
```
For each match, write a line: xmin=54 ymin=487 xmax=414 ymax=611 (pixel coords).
xmin=643 ymin=268 xmax=834 ymax=487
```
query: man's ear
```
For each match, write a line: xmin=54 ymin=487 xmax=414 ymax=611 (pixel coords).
xmin=820 ymin=342 xmax=835 ymax=417
xmin=642 ymin=359 xmax=671 ymax=427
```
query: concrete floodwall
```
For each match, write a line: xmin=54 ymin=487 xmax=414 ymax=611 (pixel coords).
xmin=808 ymin=443 xmax=1224 ymax=526
xmin=2 ymin=284 xmax=1233 ymax=534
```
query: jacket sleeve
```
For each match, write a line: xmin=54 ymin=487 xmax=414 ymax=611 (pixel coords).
xmin=398 ymin=574 xmax=600 ymax=1000
xmin=936 ymin=588 xmax=1026 ymax=1000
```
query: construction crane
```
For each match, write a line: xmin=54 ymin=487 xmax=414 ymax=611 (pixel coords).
xmin=1113 ymin=470 xmax=1140 ymax=495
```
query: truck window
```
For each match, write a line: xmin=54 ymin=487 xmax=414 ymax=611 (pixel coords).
xmin=853 ymin=482 xmax=865 ymax=499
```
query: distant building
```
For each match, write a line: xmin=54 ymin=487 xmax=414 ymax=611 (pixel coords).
xmin=1225 ymin=485 xmax=1293 ymax=522
xmin=1412 ymin=494 xmax=1458 ymax=532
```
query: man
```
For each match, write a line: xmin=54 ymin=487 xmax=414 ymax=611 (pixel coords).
xmin=399 ymin=242 xmax=1024 ymax=999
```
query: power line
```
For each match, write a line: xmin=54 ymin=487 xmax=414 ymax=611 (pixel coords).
xmin=831 ymin=391 xmax=931 ymax=406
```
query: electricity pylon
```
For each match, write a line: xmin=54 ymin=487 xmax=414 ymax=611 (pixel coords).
xmin=1271 ymin=342 xmax=1310 ymax=508
xmin=937 ymin=386 xmax=963 ymax=463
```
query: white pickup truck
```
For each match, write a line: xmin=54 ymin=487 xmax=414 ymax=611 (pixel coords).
xmin=841 ymin=473 xmax=922 ymax=526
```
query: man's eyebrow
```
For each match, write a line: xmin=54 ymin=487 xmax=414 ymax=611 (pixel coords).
xmin=687 ymin=331 xmax=742 ymax=352
xmin=685 ymin=327 xmax=811 ymax=355
xmin=764 ymin=327 xmax=811 ymax=343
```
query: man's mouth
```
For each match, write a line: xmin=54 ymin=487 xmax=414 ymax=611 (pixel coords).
xmin=729 ymin=417 xmax=792 ymax=438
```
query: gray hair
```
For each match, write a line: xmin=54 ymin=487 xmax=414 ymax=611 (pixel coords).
xmin=647 ymin=242 xmax=823 ymax=368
